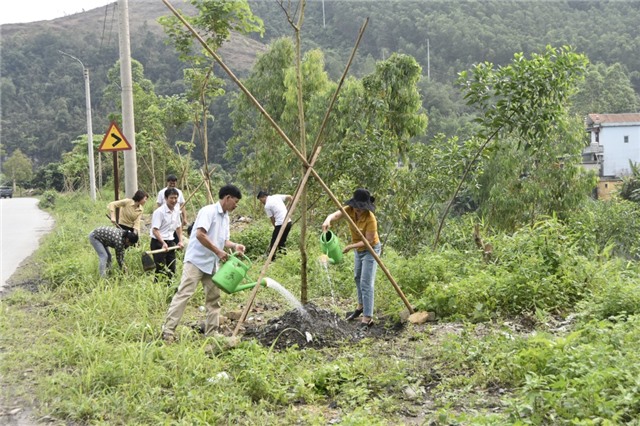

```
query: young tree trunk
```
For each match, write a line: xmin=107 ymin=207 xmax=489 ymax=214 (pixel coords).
xmin=293 ymin=1 xmax=309 ymax=304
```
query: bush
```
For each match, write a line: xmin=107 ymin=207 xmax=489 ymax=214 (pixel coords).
xmin=568 ymin=198 xmax=640 ymax=260
xmin=576 ymin=261 xmax=640 ymax=320
xmin=434 ymin=317 xmax=640 ymax=424
xmin=411 ymin=219 xmax=599 ymax=319
xmin=39 ymin=190 xmax=58 ymax=209
xmin=233 ymin=221 xmax=272 ymax=259
xmin=507 ymin=317 xmax=640 ymax=423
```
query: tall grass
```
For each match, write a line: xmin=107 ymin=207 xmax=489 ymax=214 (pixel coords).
xmin=1 ymin=193 xmax=640 ymax=424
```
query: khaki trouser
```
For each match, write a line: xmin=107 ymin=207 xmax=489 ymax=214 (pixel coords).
xmin=163 ymin=262 xmax=221 ymax=337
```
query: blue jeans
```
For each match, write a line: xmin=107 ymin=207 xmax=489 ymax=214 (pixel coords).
xmin=89 ymin=232 xmax=111 ymax=277
xmin=353 ymin=243 xmax=380 ymax=318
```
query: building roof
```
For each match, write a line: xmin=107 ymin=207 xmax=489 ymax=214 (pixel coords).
xmin=586 ymin=113 xmax=640 ymax=126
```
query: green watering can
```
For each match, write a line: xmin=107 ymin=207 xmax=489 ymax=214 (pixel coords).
xmin=213 ymin=253 xmax=266 ymax=294
xmin=320 ymin=231 xmax=343 ymax=265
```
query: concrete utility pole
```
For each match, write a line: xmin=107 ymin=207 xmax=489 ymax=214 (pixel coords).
xmin=118 ymin=0 xmax=138 ymax=197
xmin=59 ymin=51 xmax=97 ymax=202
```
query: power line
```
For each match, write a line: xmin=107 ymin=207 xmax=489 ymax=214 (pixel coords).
xmin=108 ymin=4 xmax=117 ymax=48
xmin=99 ymin=4 xmax=108 ymax=53
xmin=98 ymin=3 xmax=118 ymax=54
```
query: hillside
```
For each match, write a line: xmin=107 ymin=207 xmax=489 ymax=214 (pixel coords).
xmin=1 ymin=0 xmax=264 ymax=69
xmin=1 ymin=0 xmax=639 ymax=173
xmin=0 ymin=0 xmax=266 ymax=169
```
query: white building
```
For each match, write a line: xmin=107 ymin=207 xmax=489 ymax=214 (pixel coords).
xmin=585 ymin=113 xmax=640 ymax=177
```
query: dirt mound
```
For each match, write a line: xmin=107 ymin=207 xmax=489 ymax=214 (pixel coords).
xmin=243 ymin=303 xmax=405 ymax=350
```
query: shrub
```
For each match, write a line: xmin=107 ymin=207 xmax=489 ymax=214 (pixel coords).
xmin=233 ymin=221 xmax=272 ymax=259
xmin=39 ymin=190 xmax=58 ymax=209
xmin=412 ymin=219 xmax=599 ymax=319
xmin=576 ymin=261 xmax=640 ymax=320
xmin=506 ymin=317 xmax=640 ymax=423
xmin=568 ymin=198 xmax=640 ymax=259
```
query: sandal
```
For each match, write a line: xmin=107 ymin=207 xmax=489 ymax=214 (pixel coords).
xmin=358 ymin=319 xmax=374 ymax=330
xmin=346 ymin=308 xmax=363 ymax=321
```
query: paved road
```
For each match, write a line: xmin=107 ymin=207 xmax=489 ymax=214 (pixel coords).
xmin=1 ymin=197 xmax=54 ymax=291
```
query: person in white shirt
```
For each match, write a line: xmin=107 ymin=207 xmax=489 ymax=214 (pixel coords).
xmin=156 ymin=174 xmax=187 ymax=240
xmin=162 ymin=184 xmax=246 ymax=343
xmin=150 ymin=187 xmax=184 ymax=281
xmin=257 ymin=191 xmax=293 ymax=260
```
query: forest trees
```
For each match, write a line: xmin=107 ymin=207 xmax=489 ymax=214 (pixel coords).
xmin=102 ymin=59 xmax=192 ymax=194
xmin=160 ymin=0 xmax=264 ymax=197
xmin=226 ymin=38 xmax=333 ymax=192
xmin=571 ymin=62 xmax=640 ymax=117
xmin=1 ymin=149 xmax=32 ymax=192
xmin=3 ymin=0 xmax=640 ymax=183
xmin=229 ymin=40 xmax=433 ymax=252
xmin=228 ymin=47 xmax=429 ymax=198
xmin=360 ymin=53 xmax=428 ymax=167
xmin=59 ymin=137 xmax=93 ymax=193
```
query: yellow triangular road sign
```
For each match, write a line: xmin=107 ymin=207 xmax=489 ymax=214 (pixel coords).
xmin=98 ymin=122 xmax=132 ymax=152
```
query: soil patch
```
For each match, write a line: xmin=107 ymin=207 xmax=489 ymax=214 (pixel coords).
xmin=243 ymin=303 xmax=405 ymax=350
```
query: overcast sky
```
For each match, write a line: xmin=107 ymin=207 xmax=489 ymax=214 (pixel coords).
xmin=0 ymin=0 xmax=114 ymax=25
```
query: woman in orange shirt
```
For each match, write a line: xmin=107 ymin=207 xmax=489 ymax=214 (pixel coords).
xmin=322 ymin=188 xmax=380 ymax=329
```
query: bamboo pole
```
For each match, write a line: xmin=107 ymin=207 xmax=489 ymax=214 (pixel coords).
xmin=180 ymin=167 xmax=215 ymax=213
xmin=161 ymin=1 xmax=415 ymax=335
xmin=232 ymin=18 xmax=379 ymax=335
xmin=163 ymin=0 xmax=308 ymax=167
xmin=199 ymin=168 xmax=215 ymax=204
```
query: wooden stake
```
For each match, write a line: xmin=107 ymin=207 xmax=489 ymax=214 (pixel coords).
xmin=161 ymin=2 xmax=415 ymax=336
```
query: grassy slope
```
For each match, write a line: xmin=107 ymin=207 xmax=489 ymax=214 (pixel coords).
xmin=1 ymin=193 xmax=640 ymax=425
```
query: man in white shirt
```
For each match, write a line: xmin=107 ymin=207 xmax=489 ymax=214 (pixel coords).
xmin=257 ymin=191 xmax=293 ymax=260
xmin=156 ymin=174 xmax=187 ymax=240
xmin=162 ymin=184 xmax=246 ymax=343
xmin=150 ymin=187 xmax=184 ymax=281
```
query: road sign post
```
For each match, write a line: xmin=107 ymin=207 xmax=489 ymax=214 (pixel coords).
xmin=98 ymin=122 xmax=132 ymax=210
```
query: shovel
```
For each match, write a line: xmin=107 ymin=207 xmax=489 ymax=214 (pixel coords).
xmin=142 ymin=246 xmax=181 ymax=272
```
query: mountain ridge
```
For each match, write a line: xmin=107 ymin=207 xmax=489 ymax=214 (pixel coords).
xmin=1 ymin=0 xmax=266 ymax=72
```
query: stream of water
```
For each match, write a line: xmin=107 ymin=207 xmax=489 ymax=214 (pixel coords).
xmin=263 ymin=277 xmax=306 ymax=314
xmin=318 ymin=255 xmax=336 ymax=305
xmin=318 ymin=255 xmax=341 ymax=328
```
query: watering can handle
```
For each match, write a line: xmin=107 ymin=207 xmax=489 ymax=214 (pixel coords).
xmin=229 ymin=251 xmax=252 ymax=265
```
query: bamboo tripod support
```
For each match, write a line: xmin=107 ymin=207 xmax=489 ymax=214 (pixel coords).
xmin=180 ymin=167 xmax=215 ymax=216
xmin=161 ymin=1 xmax=415 ymax=337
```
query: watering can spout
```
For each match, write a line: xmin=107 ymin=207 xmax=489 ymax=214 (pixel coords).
xmin=232 ymin=279 xmax=267 ymax=293
xmin=320 ymin=254 xmax=337 ymax=265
